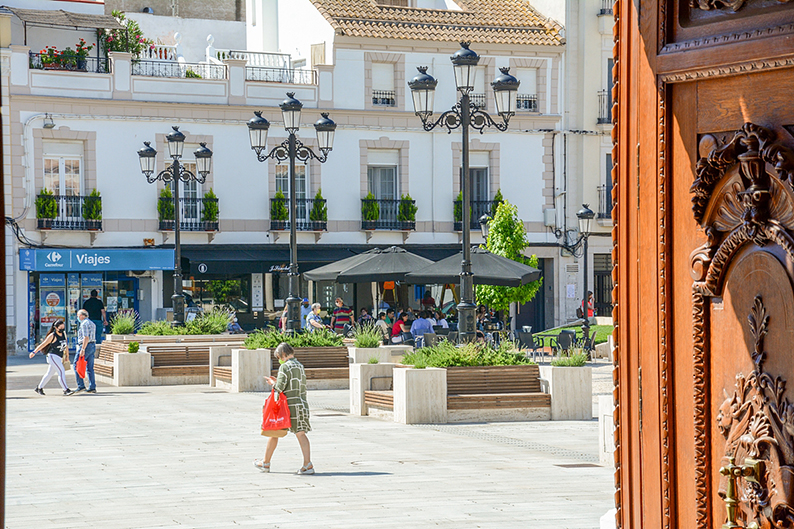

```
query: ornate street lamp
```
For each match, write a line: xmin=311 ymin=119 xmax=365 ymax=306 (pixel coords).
xmin=248 ymin=93 xmax=337 ymax=334
xmin=479 ymin=213 xmax=491 ymax=240
xmin=408 ymin=42 xmax=519 ymax=343
xmin=138 ymin=127 xmax=213 ymax=326
xmin=577 ymin=204 xmax=595 ymax=341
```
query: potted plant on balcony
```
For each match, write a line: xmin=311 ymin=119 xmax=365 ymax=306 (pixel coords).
xmin=270 ymin=189 xmax=289 ymax=231
xmin=308 ymin=188 xmax=328 ymax=231
xmin=99 ymin=10 xmax=155 ymax=60
xmin=81 ymin=189 xmax=102 ymax=230
xmin=398 ymin=194 xmax=417 ymax=230
xmin=36 ymin=188 xmax=57 ymax=229
xmin=39 ymin=47 xmax=61 ymax=69
xmin=74 ymin=39 xmax=94 ymax=71
xmin=361 ymin=191 xmax=380 ymax=230
xmin=202 ymin=188 xmax=219 ymax=231
xmin=158 ymin=187 xmax=175 ymax=230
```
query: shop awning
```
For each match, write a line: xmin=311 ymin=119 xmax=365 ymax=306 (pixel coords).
xmin=2 ymin=6 xmax=125 ymax=30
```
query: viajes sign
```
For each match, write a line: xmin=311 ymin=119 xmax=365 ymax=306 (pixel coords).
xmin=19 ymin=248 xmax=174 ymax=272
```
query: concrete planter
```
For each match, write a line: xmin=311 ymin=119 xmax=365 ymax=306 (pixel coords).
xmin=349 ymin=362 xmax=396 ymax=416
xmin=114 ymin=351 xmax=151 ymax=386
xmin=210 ymin=347 xmax=271 ymax=392
xmin=393 ymin=367 xmax=447 ymax=424
xmin=538 ymin=365 xmax=593 ymax=420
xmin=349 ymin=345 xmax=412 ymax=364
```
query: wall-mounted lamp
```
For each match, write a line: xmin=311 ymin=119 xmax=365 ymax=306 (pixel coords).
xmin=43 ymin=114 xmax=55 ymax=129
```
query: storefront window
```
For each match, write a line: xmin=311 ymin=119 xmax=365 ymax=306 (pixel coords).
xmin=184 ymin=275 xmax=251 ymax=313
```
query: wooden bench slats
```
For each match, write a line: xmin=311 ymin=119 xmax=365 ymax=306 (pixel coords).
xmin=152 ymin=366 xmax=209 ymax=377
xmin=269 ymin=367 xmax=349 ymax=379
xmin=444 ymin=365 xmax=549 ymax=410
xmin=213 ymin=367 xmax=232 ymax=382
xmin=364 ymin=390 xmax=394 ymax=409
xmin=447 ymin=393 xmax=551 ymax=410
xmin=94 ymin=363 xmax=114 ymax=378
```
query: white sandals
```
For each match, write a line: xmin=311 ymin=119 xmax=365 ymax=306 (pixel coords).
xmin=253 ymin=459 xmax=270 ymax=473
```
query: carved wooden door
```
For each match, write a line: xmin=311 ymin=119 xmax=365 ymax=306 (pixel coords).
xmin=613 ymin=1 xmax=794 ymax=528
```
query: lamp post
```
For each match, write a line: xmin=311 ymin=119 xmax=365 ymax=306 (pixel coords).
xmin=409 ymin=42 xmax=518 ymax=343
xmin=138 ymin=127 xmax=213 ymax=326
xmin=247 ymin=93 xmax=337 ymax=334
xmin=479 ymin=213 xmax=491 ymax=241
xmin=576 ymin=204 xmax=595 ymax=341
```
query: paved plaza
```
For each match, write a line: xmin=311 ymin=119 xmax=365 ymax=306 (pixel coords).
xmin=6 ymin=357 xmax=616 ymax=529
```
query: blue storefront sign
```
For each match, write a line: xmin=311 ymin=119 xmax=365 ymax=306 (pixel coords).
xmin=19 ymin=248 xmax=174 ymax=272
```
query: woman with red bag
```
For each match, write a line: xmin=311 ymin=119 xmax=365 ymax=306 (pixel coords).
xmin=254 ymin=342 xmax=314 ymax=474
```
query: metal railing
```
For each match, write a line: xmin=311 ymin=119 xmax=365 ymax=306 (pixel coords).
xmin=361 ymin=198 xmax=416 ymax=231
xmin=215 ymin=49 xmax=290 ymax=68
xmin=598 ymin=184 xmax=613 ymax=219
xmin=158 ymin=197 xmax=219 ymax=231
xmin=517 ymin=94 xmax=539 ymax=112
xmin=29 ymin=52 xmax=110 ymax=74
xmin=599 ymin=0 xmax=614 ymax=15
xmin=598 ymin=89 xmax=613 ymax=124
xmin=372 ymin=90 xmax=396 ymax=106
xmin=246 ymin=66 xmax=317 ymax=85
xmin=453 ymin=199 xmax=501 ymax=231
xmin=470 ymin=93 xmax=487 ymax=110
xmin=269 ymin=197 xmax=327 ymax=231
xmin=132 ymin=60 xmax=227 ymax=80
xmin=36 ymin=194 xmax=102 ymax=230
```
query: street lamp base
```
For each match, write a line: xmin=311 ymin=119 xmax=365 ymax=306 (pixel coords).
xmin=456 ymin=301 xmax=477 ymax=343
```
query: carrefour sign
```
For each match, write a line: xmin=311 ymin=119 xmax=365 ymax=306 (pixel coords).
xmin=19 ymin=248 xmax=174 ymax=272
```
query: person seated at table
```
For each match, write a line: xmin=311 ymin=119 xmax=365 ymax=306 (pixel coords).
xmin=374 ymin=312 xmax=390 ymax=339
xmin=433 ymin=310 xmax=449 ymax=329
xmin=357 ymin=308 xmax=373 ymax=326
xmin=410 ymin=310 xmax=434 ymax=339
xmin=227 ymin=314 xmax=244 ymax=334
xmin=391 ymin=312 xmax=411 ymax=343
xmin=306 ymin=303 xmax=326 ymax=333
xmin=385 ymin=308 xmax=395 ymax=325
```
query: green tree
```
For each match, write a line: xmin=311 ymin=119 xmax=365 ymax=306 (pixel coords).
xmin=82 ymin=189 xmax=102 ymax=220
xmin=309 ymin=188 xmax=328 ymax=222
xmin=362 ymin=191 xmax=380 ymax=221
xmin=158 ymin=187 xmax=174 ymax=221
xmin=271 ymin=189 xmax=289 ymax=221
xmin=202 ymin=188 xmax=219 ymax=222
xmin=398 ymin=194 xmax=417 ymax=222
xmin=490 ymin=188 xmax=504 ymax=217
xmin=35 ymin=188 xmax=57 ymax=219
xmin=475 ymin=201 xmax=542 ymax=312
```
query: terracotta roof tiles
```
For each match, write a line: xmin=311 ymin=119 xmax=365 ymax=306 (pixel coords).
xmin=309 ymin=0 xmax=563 ymax=46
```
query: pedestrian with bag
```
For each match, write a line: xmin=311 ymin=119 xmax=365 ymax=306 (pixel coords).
xmin=254 ymin=343 xmax=314 ymax=474
xmin=29 ymin=320 xmax=74 ymax=396
xmin=74 ymin=309 xmax=97 ymax=393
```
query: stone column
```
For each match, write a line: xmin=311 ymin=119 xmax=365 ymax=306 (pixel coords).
xmin=539 ymin=365 xmax=593 ymax=420
xmin=232 ymin=348 xmax=271 ymax=393
xmin=224 ymin=57 xmax=247 ymax=105
xmin=393 ymin=367 xmax=447 ymax=424
xmin=109 ymin=51 xmax=132 ymax=99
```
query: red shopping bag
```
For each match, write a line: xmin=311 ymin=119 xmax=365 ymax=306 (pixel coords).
xmin=261 ymin=389 xmax=291 ymax=437
xmin=76 ymin=356 xmax=87 ymax=379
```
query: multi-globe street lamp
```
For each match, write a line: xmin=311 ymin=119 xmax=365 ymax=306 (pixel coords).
xmin=408 ymin=42 xmax=519 ymax=342
xmin=138 ymin=126 xmax=213 ymax=326
xmin=576 ymin=204 xmax=595 ymax=342
xmin=247 ymin=92 xmax=337 ymax=334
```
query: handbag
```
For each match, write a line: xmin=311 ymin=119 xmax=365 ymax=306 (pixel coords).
xmin=62 ymin=350 xmax=70 ymax=370
xmin=261 ymin=389 xmax=291 ymax=437
xmin=76 ymin=355 xmax=87 ymax=379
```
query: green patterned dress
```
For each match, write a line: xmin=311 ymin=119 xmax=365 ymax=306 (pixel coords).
xmin=274 ymin=358 xmax=311 ymax=433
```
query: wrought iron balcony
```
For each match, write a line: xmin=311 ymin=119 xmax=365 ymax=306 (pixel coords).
xmin=453 ymin=199 xmax=501 ymax=231
xmin=246 ymin=67 xmax=318 ymax=85
xmin=361 ymin=198 xmax=416 ymax=231
xmin=598 ymin=89 xmax=613 ymax=124
xmin=599 ymin=0 xmax=614 ymax=15
xmin=517 ymin=94 xmax=539 ymax=112
xmin=269 ymin=197 xmax=327 ymax=231
xmin=598 ymin=184 xmax=614 ymax=219
xmin=372 ymin=90 xmax=396 ymax=106
xmin=36 ymin=194 xmax=102 ymax=230
xmin=158 ymin=197 xmax=219 ymax=231
xmin=29 ymin=52 xmax=110 ymax=74
xmin=132 ymin=60 xmax=227 ymax=80
xmin=470 ymin=93 xmax=487 ymax=110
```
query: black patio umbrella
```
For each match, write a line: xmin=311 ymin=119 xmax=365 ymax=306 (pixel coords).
xmin=334 ymin=246 xmax=434 ymax=283
xmin=404 ymin=246 xmax=541 ymax=287
xmin=302 ymin=248 xmax=381 ymax=282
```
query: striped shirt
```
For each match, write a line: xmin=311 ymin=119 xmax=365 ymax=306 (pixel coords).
xmin=77 ymin=318 xmax=96 ymax=345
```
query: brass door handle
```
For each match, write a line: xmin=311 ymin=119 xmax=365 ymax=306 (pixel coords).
xmin=719 ymin=456 xmax=764 ymax=529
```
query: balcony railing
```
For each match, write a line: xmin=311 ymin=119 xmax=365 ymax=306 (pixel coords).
xmin=246 ymin=66 xmax=317 ymax=85
xmin=361 ymin=199 xmax=416 ymax=231
xmin=37 ymin=194 xmax=102 ymax=230
xmin=372 ymin=90 xmax=396 ymax=106
xmin=29 ymin=53 xmax=110 ymax=74
xmin=598 ymin=89 xmax=613 ymax=124
xmin=598 ymin=184 xmax=613 ymax=219
xmin=139 ymin=44 xmax=179 ymax=62
xmin=599 ymin=0 xmax=614 ymax=15
xmin=517 ymin=94 xmax=539 ymax=112
xmin=269 ymin=197 xmax=327 ymax=231
xmin=215 ymin=49 xmax=290 ymax=68
xmin=470 ymin=93 xmax=487 ymax=110
xmin=132 ymin=61 xmax=227 ymax=80
xmin=158 ymin=197 xmax=219 ymax=231
xmin=453 ymin=199 xmax=501 ymax=231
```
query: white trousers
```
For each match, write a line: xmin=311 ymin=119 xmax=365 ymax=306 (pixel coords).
xmin=38 ymin=354 xmax=69 ymax=391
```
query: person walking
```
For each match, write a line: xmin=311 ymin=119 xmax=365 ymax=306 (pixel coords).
xmin=330 ymin=298 xmax=352 ymax=334
xmin=255 ymin=343 xmax=314 ymax=475
xmin=74 ymin=309 xmax=97 ymax=393
xmin=81 ymin=290 xmax=107 ymax=345
xmin=30 ymin=320 xmax=74 ymax=396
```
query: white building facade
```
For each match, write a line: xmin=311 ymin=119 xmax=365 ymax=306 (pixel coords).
xmin=2 ymin=0 xmax=598 ymax=354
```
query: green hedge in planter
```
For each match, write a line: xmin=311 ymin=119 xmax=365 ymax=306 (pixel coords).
xmin=402 ymin=341 xmax=533 ymax=368
xmin=245 ymin=328 xmax=343 ymax=349
xmin=309 ymin=188 xmax=328 ymax=222
xmin=271 ymin=189 xmax=289 ymax=221
xmin=137 ymin=309 xmax=232 ymax=335
xmin=82 ymin=189 xmax=102 ymax=221
xmin=158 ymin=187 xmax=175 ymax=221
xmin=36 ymin=188 xmax=57 ymax=219
xmin=362 ymin=191 xmax=379 ymax=221
xmin=398 ymin=194 xmax=417 ymax=222
xmin=202 ymin=188 xmax=219 ymax=222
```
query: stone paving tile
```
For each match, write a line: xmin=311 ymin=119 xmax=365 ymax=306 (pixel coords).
xmin=6 ymin=360 xmax=614 ymax=529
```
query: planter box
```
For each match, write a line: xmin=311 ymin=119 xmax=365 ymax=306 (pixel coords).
xmin=349 ymin=362 xmax=396 ymax=416
xmin=538 ymin=365 xmax=593 ymax=420
xmin=348 ymin=345 xmax=411 ymax=364
xmin=210 ymin=347 xmax=270 ymax=392
xmin=393 ymin=367 xmax=447 ymax=424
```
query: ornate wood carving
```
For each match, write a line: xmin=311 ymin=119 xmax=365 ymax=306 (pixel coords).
xmin=691 ymin=122 xmax=794 ymax=528
xmin=690 ymin=0 xmax=792 ymax=11
xmin=659 ymin=57 xmax=794 ymax=84
xmin=716 ymin=295 xmax=794 ymax=527
xmin=611 ymin=1 xmax=622 ymax=527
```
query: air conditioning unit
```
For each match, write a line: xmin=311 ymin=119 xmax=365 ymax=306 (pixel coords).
xmin=127 ymin=270 xmax=155 ymax=278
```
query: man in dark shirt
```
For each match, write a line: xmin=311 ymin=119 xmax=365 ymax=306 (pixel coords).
xmin=82 ymin=290 xmax=107 ymax=344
